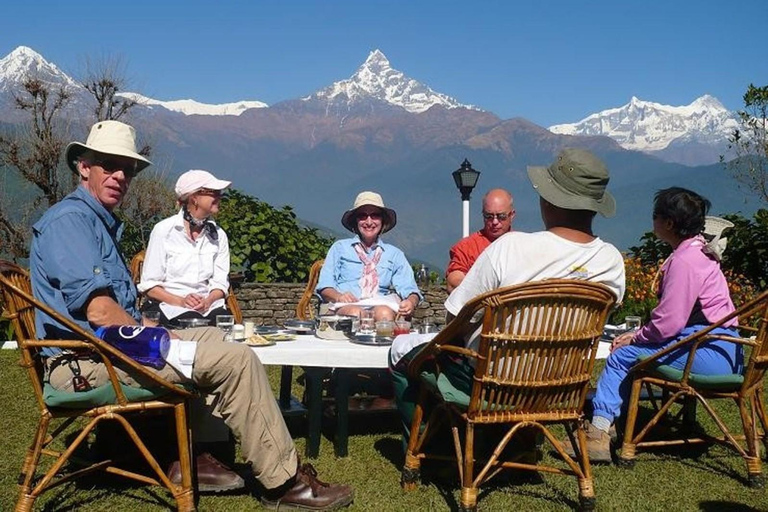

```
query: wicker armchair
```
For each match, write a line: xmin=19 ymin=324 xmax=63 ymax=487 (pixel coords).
xmin=401 ymin=279 xmax=616 ymax=511
xmin=0 ymin=260 xmax=196 ymax=512
xmin=295 ymin=259 xmax=324 ymax=321
xmin=619 ymin=290 xmax=768 ymax=487
xmin=130 ymin=249 xmax=243 ymax=324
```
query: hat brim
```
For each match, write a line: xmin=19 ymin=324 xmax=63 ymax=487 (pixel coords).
xmin=65 ymin=141 xmax=152 ymax=175
xmin=527 ymin=165 xmax=616 ymax=218
xmin=341 ymin=206 xmax=397 ymax=233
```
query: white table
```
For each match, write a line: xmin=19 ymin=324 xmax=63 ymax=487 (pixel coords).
xmin=251 ymin=333 xmax=613 ymax=457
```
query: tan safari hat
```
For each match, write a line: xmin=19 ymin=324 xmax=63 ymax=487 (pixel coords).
xmin=65 ymin=120 xmax=152 ymax=174
xmin=341 ymin=191 xmax=397 ymax=233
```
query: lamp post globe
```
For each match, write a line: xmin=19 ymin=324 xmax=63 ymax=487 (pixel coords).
xmin=452 ymin=159 xmax=481 ymax=238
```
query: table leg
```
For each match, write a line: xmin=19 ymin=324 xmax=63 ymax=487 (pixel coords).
xmin=303 ymin=367 xmax=325 ymax=458
xmin=334 ymin=368 xmax=350 ymax=457
xmin=279 ymin=365 xmax=293 ymax=410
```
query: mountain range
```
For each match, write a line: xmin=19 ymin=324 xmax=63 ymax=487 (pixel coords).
xmin=0 ymin=45 xmax=759 ymax=271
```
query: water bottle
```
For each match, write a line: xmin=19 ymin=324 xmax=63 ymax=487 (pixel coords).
xmin=95 ymin=325 xmax=171 ymax=370
xmin=416 ymin=264 xmax=428 ymax=286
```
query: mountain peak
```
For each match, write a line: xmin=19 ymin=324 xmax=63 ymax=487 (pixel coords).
xmin=549 ymin=95 xmax=738 ymax=155
xmin=0 ymin=45 xmax=77 ymax=89
xmin=304 ymin=50 xmax=478 ymax=114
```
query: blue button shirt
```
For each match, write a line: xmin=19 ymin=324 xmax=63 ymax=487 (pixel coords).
xmin=30 ymin=186 xmax=138 ymax=355
xmin=316 ymin=236 xmax=422 ymax=302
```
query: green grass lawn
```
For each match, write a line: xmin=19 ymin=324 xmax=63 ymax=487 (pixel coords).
xmin=1 ymin=349 xmax=766 ymax=511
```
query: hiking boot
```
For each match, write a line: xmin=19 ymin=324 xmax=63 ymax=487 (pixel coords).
xmin=261 ymin=463 xmax=354 ymax=511
xmin=559 ymin=422 xmax=612 ymax=464
xmin=168 ymin=452 xmax=245 ymax=493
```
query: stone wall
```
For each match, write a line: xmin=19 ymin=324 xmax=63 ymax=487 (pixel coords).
xmin=235 ymin=282 xmax=449 ymax=328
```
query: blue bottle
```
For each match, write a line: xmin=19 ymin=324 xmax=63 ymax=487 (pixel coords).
xmin=96 ymin=326 xmax=171 ymax=370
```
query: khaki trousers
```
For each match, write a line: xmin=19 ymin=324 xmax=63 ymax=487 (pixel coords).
xmin=47 ymin=326 xmax=298 ymax=489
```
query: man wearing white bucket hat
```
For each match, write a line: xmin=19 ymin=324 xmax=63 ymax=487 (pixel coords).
xmin=30 ymin=120 xmax=354 ymax=510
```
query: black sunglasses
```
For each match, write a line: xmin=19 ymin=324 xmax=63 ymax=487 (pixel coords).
xmin=92 ymin=158 xmax=139 ymax=178
xmin=482 ymin=211 xmax=511 ymax=221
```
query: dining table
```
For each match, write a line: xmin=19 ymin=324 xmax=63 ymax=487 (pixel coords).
xmin=249 ymin=328 xmax=620 ymax=458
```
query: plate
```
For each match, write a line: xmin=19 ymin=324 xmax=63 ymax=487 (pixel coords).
xmin=254 ymin=325 xmax=280 ymax=335
xmin=262 ymin=333 xmax=296 ymax=342
xmin=244 ymin=334 xmax=276 ymax=347
xmin=351 ymin=333 xmax=394 ymax=346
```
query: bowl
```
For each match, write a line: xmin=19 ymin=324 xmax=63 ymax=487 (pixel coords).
xmin=317 ymin=314 xmax=357 ymax=335
xmin=178 ymin=317 xmax=211 ymax=329
xmin=284 ymin=319 xmax=316 ymax=333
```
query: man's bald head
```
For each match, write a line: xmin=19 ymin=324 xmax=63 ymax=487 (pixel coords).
xmin=481 ymin=188 xmax=514 ymax=241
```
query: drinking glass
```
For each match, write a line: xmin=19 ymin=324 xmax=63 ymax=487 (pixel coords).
xmin=359 ymin=309 xmax=375 ymax=335
xmin=216 ymin=314 xmax=235 ymax=341
xmin=625 ymin=316 xmax=642 ymax=331
xmin=142 ymin=310 xmax=161 ymax=327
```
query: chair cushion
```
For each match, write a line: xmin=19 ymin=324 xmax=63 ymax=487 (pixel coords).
xmin=421 ymin=370 xmax=472 ymax=408
xmin=636 ymin=355 xmax=744 ymax=391
xmin=43 ymin=382 xmax=171 ymax=408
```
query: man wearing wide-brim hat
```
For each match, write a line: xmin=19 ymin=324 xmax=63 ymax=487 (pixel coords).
xmin=30 ymin=120 xmax=354 ymax=510
xmin=390 ymin=148 xmax=626 ymax=448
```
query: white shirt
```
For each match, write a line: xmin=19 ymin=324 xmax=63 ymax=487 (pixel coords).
xmin=138 ymin=210 xmax=230 ymax=314
xmin=391 ymin=230 xmax=625 ymax=365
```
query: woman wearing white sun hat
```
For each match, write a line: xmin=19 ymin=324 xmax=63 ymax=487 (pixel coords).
xmin=138 ymin=169 xmax=233 ymax=327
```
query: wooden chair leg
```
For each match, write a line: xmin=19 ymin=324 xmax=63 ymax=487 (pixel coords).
xmin=174 ymin=403 xmax=196 ymax=512
xmin=575 ymin=422 xmax=596 ymax=511
xmin=460 ymin=423 xmax=477 ymax=512
xmin=402 ymin=388 xmax=427 ymax=490
xmin=755 ymin=389 xmax=768 ymax=457
xmin=16 ymin=415 xmax=54 ymax=511
xmin=741 ymin=396 xmax=764 ymax=488
xmin=618 ymin=378 xmax=644 ymax=467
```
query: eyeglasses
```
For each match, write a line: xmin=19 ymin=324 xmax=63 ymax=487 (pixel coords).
xmin=92 ymin=158 xmax=139 ymax=178
xmin=482 ymin=211 xmax=511 ymax=221
xmin=357 ymin=211 xmax=382 ymax=221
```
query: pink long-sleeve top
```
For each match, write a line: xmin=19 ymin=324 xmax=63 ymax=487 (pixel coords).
xmin=634 ymin=235 xmax=736 ymax=345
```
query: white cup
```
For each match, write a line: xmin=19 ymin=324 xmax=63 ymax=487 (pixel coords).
xmin=244 ymin=321 xmax=255 ymax=338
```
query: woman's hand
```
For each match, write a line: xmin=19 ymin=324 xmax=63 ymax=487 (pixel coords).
xmin=611 ymin=331 xmax=635 ymax=353
xmin=335 ymin=291 xmax=358 ymax=303
xmin=398 ymin=295 xmax=418 ymax=317
xmin=182 ymin=293 xmax=205 ymax=311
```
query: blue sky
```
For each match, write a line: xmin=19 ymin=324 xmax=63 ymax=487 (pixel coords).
xmin=2 ymin=0 xmax=766 ymax=127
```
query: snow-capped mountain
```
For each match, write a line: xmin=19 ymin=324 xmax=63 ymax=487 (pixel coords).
xmin=119 ymin=92 xmax=267 ymax=116
xmin=303 ymin=49 xmax=478 ymax=114
xmin=0 ymin=46 xmax=268 ymax=117
xmin=0 ymin=46 xmax=79 ymax=92
xmin=549 ymin=95 xmax=739 ymax=158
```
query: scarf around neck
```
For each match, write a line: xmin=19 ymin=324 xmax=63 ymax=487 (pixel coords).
xmin=183 ymin=206 xmax=218 ymax=241
xmin=353 ymin=242 xmax=383 ymax=299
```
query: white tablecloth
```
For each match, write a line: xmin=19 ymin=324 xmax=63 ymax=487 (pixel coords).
xmin=249 ymin=332 xmax=612 ymax=370
xmin=250 ymin=333 xmax=390 ymax=369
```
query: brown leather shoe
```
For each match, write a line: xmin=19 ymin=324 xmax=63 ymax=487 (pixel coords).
xmin=168 ymin=452 xmax=245 ymax=492
xmin=261 ymin=463 xmax=353 ymax=511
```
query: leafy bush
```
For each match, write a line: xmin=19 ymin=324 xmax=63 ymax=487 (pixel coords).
xmin=216 ymin=189 xmax=334 ymax=283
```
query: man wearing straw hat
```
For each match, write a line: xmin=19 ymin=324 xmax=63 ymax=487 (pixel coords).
xmin=30 ymin=120 xmax=354 ymax=510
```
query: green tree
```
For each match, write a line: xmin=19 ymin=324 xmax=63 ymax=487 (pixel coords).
xmin=216 ymin=189 xmax=334 ymax=282
xmin=722 ymin=84 xmax=768 ymax=203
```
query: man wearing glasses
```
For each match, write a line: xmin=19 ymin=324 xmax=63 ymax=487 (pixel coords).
xmin=445 ymin=188 xmax=514 ymax=292
xmin=30 ymin=121 xmax=354 ymax=511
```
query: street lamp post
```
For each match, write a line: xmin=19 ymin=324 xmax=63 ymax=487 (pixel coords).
xmin=452 ymin=158 xmax=481 ymax=238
